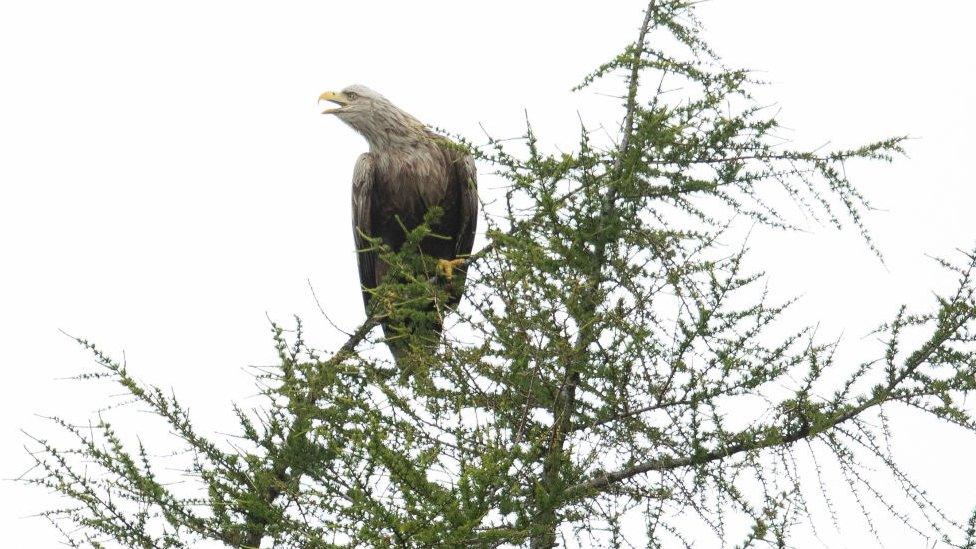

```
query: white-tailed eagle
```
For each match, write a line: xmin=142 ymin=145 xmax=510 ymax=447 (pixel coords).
xmin=319 ymin=85 xmax=478 ymax=363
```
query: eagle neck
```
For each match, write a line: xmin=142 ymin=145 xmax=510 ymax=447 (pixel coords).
xmin=352 ymin=102 xmax=430 ymax=153
xmin=368 ymin=135 xmax=435 ymax=156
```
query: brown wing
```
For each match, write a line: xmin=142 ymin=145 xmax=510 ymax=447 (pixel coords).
xmin=351 ymin=153 xmax=377 ymax=308
xmin=452 ymin=153 xmax=478 ymax=258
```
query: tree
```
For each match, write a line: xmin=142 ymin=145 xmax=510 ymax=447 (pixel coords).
xmin=23 ymin=2 xmax=976 ymax=547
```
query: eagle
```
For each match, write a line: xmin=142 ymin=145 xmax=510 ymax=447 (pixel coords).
xmin=319 ymin=85 xmax=478 ymax=364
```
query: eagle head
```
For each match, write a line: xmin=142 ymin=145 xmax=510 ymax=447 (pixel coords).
xmin=319 ymin=84 xmax=426 ymax=149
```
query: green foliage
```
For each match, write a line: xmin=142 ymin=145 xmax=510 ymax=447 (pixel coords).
xmin=360 ymin=207 xmax=456 ymax=376
xmin=22 ymin=1 xmax=976 ymax=548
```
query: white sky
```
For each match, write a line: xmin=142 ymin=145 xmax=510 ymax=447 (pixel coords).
xmin=1 ymin=1 xmax=974 ymax=547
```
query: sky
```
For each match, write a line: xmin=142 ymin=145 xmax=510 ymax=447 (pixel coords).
xmin=1 ymin=1 xmax=974 ymax=546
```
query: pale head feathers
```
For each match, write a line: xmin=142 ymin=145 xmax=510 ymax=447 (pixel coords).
xmin=327 ymin=84 xmax=430 ymax=151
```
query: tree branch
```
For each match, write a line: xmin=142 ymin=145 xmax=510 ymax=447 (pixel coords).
xmin=565 ymin=304 xmax=972 ymax=499
xmin=532 ymin=3 xmax=658 ymax=547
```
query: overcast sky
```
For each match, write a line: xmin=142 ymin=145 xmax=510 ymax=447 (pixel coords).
xmin=2 ymin=1 xmax=974 ymax=546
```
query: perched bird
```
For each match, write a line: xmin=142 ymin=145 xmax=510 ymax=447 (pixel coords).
xmin=319 ymin=85 xmax=478 ymax=364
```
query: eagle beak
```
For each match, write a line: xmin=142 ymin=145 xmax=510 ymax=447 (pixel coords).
xmin=318 ymin=91 xmax=348 ymax=114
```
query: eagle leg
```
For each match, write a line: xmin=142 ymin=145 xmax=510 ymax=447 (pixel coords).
xmin=436 ymin=258 xmax=466 ymax=281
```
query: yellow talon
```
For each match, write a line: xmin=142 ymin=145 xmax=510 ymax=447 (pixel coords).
xmin=437 ymin=258 xmax=466 ymax=281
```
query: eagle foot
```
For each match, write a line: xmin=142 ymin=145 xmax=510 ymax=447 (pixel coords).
xmin=436 ymin=258 xmax=466 ymax=281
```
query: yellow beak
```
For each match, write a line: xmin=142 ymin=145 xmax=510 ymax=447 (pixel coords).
xmin=318 ymin=90 xmax=348 ymax=114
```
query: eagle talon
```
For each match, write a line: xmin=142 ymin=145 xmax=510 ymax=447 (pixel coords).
xmin=437 ymin=258 xmax=466 ymax=281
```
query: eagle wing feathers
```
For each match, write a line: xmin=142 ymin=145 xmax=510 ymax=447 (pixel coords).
xmin=453 ymin=153 xmax=479 ymax=259
xmin=351 ymin=153 xmax=377 ymax=307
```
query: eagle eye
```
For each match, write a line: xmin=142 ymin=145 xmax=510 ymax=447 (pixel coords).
xmin=346 ymin=91 xmax=359 ymax=100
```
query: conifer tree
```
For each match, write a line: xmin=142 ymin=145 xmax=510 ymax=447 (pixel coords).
xmin=24 ymin=2 xmax=976 ymax=547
